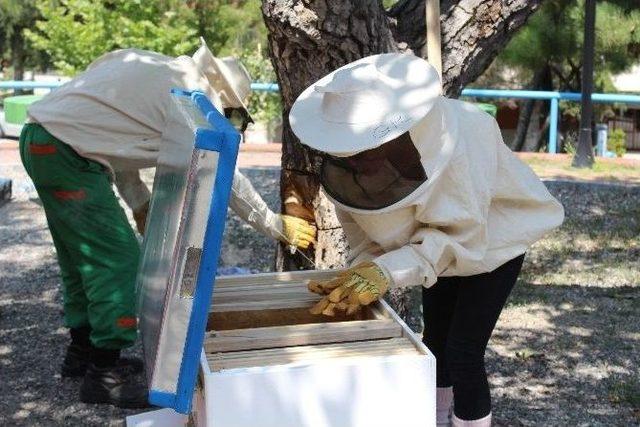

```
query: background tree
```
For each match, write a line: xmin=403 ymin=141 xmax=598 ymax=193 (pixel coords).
xmin=0 ymin=0 xmax=46 ymax=85
xmin=477 ymin=0 xmax=640 ymax=152
xmin=22 ymin=0 xmax=280 ymax=123
xmin=261 ymin=0 xmax=545 ymax=329
xmin=188 ymin=1 xmax=281 ymax=123
xmin=24 ymin=0 xmax=197 ymax=76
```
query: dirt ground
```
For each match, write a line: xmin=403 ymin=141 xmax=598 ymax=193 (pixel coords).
xmin=490 ymin=180 xmax=640 ymax=426
xmin=0 ymin=162 xmax=638 ymax=426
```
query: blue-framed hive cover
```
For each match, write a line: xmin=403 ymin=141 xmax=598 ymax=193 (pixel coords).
xmin=136 ymin=90 xmax=240 ymax=413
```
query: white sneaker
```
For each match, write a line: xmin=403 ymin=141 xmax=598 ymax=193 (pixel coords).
xmin=436 ymin=387 xmax=454 ymax=427
xmin=451 ymin=412 xmax=492 ymax=427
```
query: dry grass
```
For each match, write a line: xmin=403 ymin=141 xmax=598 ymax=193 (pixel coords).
xmin=523 ymin=182 xmax=640 ymax=287
xmin=518 ymin=153 xmax=640 ymax=185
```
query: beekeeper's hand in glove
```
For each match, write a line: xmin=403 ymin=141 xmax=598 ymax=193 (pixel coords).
xmin=277 ymin=215 xmax=316 ymax=250
xmin=308 ymin=262 xmax=390 ymax=316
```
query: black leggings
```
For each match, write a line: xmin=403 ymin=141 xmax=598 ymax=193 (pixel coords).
xmin=422 ymin=254 xmax=525 ymax=420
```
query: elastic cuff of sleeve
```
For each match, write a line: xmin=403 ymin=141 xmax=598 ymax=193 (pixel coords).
xmin=371 ymin=262 xmax=393 ymax=286
xmin=121 ymin=183 xmax=150 ymax=211
xmin=267 ymin=213 xmax=284 ymax=242
xmin=131 ymin=197 xmax=150 ymax=213
xmin=374 ymin=246 xmax=437 ymax=289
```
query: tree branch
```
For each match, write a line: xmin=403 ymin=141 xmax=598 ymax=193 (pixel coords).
xmin=549 ymin=62 xmax=573 ymax=91
xmin=388 ymin=0 xmax=544 ymax=96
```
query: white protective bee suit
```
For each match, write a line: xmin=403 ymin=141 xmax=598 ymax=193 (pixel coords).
xmin=290 ymin=53 xmax=564 ymax=289
xmin=27 ymin=42 xmax=284 ymax=241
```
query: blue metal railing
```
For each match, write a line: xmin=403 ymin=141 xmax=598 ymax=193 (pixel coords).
xmin=4 ymin=80 xmax=640 ymax=153
xmin=0 ymin=80 xmax=63 ymax=90
xmin=461 ymin=89 xmax=640 ymax=153
xmin=0 ymin=80 xmax=282 ymax=91
xmin=250 ymin=82 xmax=279 ymax=92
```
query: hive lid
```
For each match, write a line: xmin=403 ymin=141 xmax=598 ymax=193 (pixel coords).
xmin=136 ymin=89 xmax=240 ymax=414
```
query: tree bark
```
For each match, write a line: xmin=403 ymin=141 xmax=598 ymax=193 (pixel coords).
xmin=512 ymin=99 xmax=536 ymax=151
xmin=521 ymin=100 xmax=544 ymax=152
xmin=262 ymin=0 xmax=543 ymax=330
xmin=388 ymin=0 xmax=544 ymax=96
xmin=262 ymin=0 xmax=396 ymax=271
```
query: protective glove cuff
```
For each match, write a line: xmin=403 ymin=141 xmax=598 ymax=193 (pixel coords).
xmin=346 ymin=261 xmax=393 ymax=293
xmin=268 ymin=213 xmax=285 ymax=241
xmin=372 ymin=262 xmax=393 ymax=288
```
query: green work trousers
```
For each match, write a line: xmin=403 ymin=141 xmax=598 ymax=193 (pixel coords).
xmin=19 ymin=123 xmax=139 ymax=350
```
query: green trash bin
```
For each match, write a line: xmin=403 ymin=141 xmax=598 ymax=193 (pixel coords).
xmin=474 ymin=102 xmax=497 ymax=117
xmin=3 ymin=95 xmax=43 ymax=124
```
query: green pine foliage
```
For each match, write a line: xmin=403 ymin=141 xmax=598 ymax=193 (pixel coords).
xmin=24 ymin=0 xmax=197 ymax=76
xmin=0 ymin=0 xmax=47 ymax=76
xmin=22 ymin=0 xmax=279 ymax=122
xmin=498 ymin=0 xmax=640 ymax=94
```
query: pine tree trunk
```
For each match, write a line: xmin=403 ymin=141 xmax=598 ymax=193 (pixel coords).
xmin=263 ymin=0 xmax=396 ymax=271
xmin=512 ymin=99 xmax=536 ymax=151
xmin=521 ymin=101 xmax=544 ymax=152
xmin=513 ymin=67 xmax=548 ymax=150
xmin=262 ymin=0 xmax=543 ymax=330
xmin=514 ymin=64 xmax=554 ymax=152
xmin=10 ymin=31 xmax=26 ymax=95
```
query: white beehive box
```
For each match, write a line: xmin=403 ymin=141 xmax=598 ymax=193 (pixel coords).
xmin=191 ymin=270 xmax=436 ymax=427
xmin=133 ymin=90 xmax=436 ymax=426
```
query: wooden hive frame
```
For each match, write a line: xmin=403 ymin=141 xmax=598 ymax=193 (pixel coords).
xmin=204 ymin=269 xmax=428 ymax=370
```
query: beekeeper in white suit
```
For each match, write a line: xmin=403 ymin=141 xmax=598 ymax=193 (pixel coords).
xmin=290 ymin=53 xmax=563 ymax=427
xmin=21 ymin=38 xmax=315 ymax=409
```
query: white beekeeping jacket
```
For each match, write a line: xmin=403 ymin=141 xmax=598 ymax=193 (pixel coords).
xmin=331 ymin=97 xmax=564 ymax=288
xmin=28 ymin=48 xmax=280 ymax=239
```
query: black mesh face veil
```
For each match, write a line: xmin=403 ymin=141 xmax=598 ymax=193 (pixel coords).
xmin=320 ymin=132 xmax=427 ymax=210
xmin=224 ymin=107 xmax=253 ymax=133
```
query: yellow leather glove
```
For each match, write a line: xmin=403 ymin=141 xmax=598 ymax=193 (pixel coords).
xmin=133 ymin=201 xmax=149 ymax=235
xmin=280 ymin=214 xmax=316 ymax=250
xmin=308 ymin=262 xmax=389 ymax=316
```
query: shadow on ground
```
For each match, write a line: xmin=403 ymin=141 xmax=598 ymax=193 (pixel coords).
xmin=0 ymin=168 xmax=281 ymax=426
xmin=1 ymin=168 xmax=638 ymax=425
xmin=487 ymin=281 xmax=639 ymax=426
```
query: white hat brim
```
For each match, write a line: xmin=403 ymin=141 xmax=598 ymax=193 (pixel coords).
xmin=290 ymin=53 xmax=441 ymax=156
xmin=210 ymin=57 xmax=250 ymax=109
xmin=193 ymin=38 xmax=253 ymax=121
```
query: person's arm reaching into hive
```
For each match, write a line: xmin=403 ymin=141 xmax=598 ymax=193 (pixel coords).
xmin=229 ymin=169 xmax=316 ymax=250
